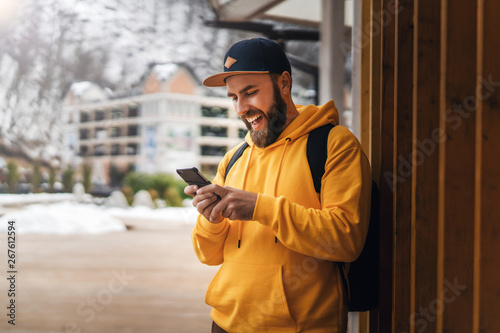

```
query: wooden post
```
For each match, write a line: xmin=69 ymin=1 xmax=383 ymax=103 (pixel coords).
xmin=378 ymin=0 xmax=396 ymax=331
xmin=439 ymin=0 xmax=477 ymax=331
xmin=412 ymin=1 xmax=441 ymax=332
xmin=478 ymin=0 xmax=500 ymax=332
xmin=393 ymin=0 xmax=414 ymax=331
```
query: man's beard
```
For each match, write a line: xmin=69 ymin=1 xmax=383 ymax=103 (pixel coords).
xmin=244 ymin=85 xmax=288 ymax=148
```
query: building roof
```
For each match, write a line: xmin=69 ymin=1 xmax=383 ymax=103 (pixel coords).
xmin=150 ymin=63 xmax=181 ymax=82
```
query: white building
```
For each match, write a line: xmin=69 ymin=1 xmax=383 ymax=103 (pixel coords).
xmin=62 ymin=64 xmax=246 ymax=185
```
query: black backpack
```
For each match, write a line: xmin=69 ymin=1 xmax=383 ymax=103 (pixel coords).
xmin=223 ymin=124 xmax=380 ymax=312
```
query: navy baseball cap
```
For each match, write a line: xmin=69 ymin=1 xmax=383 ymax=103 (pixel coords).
xmin=203 ymin=38 xmax=292 ymax=87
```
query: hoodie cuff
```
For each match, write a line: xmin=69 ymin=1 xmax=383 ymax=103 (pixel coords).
xmin=252 ymin=193 xmax=279 ymax=228
xmin=198 ymin=215 xmax=229 ymax=235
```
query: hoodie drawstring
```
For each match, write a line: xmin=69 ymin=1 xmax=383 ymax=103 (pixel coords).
xmin=272 ymin=138 xmax=291 ymax=245
xmin=236 ymin=139 xmax=290 ymax=248
xmin=238 ymin=145 xmax=254 ymax=248
xmin=273 ymin=138 xmax=291 ymax=197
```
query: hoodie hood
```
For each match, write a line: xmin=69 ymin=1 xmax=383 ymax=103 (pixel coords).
xmin=244 ymin=100 xmax=340 ymax=148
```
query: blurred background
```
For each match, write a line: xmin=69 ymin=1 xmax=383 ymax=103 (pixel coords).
xmin=0 ymin=0 xmax=356 ymax=332
xmin=0 ymin=0 xmax=348 ymax=197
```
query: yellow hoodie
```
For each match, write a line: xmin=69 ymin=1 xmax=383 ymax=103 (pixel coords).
xmin=192 ymin=101 xmax=372 ymax=332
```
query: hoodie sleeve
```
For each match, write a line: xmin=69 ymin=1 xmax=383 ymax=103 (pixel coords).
xmin=252 ymin=127 xmax=372 ymax=262
xmin=191 ymin=153 xmax=233 ymax=266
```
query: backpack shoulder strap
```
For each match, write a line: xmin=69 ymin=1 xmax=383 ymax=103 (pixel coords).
xmin=224 ymin=142 xmax=249 ymax=181
xmin=306 ymin=123 xmax=335 ymax=193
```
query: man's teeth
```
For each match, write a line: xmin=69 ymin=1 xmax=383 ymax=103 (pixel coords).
xmin=247 ymin=115 xmax=260 ymax=123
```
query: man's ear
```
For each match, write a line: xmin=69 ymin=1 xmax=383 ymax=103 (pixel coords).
xmin=280 ymin=71 xmax=292 ymax=95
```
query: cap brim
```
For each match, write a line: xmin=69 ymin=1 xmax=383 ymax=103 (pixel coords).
xmin=202 ymin=71 xmax=270 ymax=87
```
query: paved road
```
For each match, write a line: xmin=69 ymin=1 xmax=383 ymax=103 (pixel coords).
xmin=0 ymin=217 xmax=218 ymax=333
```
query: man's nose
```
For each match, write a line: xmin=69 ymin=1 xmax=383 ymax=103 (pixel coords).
xmin=235 ymin=99 xmax=250 ymax=117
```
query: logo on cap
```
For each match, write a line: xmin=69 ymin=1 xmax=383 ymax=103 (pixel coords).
xmin=224 ymin=56 xmax=237 ymax=69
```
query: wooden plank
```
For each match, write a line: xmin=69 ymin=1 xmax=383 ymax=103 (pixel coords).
xmin=370 ymin=0 xmax=382 ymax=185
xmin=359 ymin=0 xmax=371 ymax=326
xmin=412 ymin=1 xmax=441 ymax=332
xmin=473 ymin=2 xmax=484 ymax=331
xmin=369 ymin=2 xmax=383 ymax=332
xmin=440 ymin=0 xmax=477 ymax=331
xmin=358 ymin=1 xmax=373 ymax=331
xmin=393 ymin=1 xmax=414 ymax=332
xmin=359 ymin=311 xmax=369 ymax=333
xmin=360 ymin=0 xmax=372 ymax=159
xmin=379 ymin=0 xmax=396 ymax=331
xmin=369 ymin=0 xmax=382 ymax=333
xmin=478 ymin=0 xmax=500 ymax=331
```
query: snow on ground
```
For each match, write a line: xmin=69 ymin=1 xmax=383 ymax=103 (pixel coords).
xmin=0 ymin=202 xmax=126 ymax=235
xmin=106 ymin=204 xmax=198 ymax=225
xmin=0 ymin=194 xmax=198 ymax=235
xmin=0 ymin=193 xmax=75 ymax=205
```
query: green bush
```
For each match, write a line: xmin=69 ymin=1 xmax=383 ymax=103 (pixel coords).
xmin=31 ymin=162 xmax=42 ymax=193
xmin=123 ymin=172 xmax=188 ymax=207
xmin=82 ymin=163 xmax=93 ymax=193
xmin=165 ymin=186 xmax=183 ymax=207
xmin=62 ymin=165 xmax=75 ymax=193
xmin=6 ymin=161 xmax=20 ymax=193
xmin=148 ymin=188 xmax=160 ymax=205
xmin=48 ymin=166 xmax=57 ymax=193
xmin=121 ymin=185 xmax=134 ymax=206
xmin=109 ymin=163 xmax=133 ymax=188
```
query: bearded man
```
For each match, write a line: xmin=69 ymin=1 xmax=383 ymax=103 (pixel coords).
xmin=185 ymin=38 xmax=372 ymax=333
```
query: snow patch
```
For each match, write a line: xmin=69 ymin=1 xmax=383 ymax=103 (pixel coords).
xmin=69 ymin=81 xmax=93 ymax=97
xmin=0 ymin=194 xmax=199 ymax=235
xmin=152 ymin=63 xmax=179 ymax=81
xmin=107 ymin=205 xmax=199 ymax=224
xmin=0 ymin=202 xmax=126 ymax=235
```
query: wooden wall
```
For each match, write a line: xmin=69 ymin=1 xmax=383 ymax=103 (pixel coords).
xmin=360 ymin=0 xmax=500 ymax=332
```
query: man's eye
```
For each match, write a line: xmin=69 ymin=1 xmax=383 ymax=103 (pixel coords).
xmin=246 ymin=90 xmax=257 ymax=96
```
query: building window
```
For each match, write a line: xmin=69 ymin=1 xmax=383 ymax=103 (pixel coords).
xmin=128 ymin=104 xmax=139 ymax=117
xmin=80 ymin=111 xmax=90 ymax=123
xmin=79 ymin=145 xmax=89 ymax=156
xmin=238 ymin=128 xmax=247 ymax=139
xmin=127 ymin=143 xmax=139 ymax=155
xmin=95 ymin=128 xmax=107 ymax=139
xmin=201 ymin=125 xmax=228 ymax=137
xmin=128 ymin=125 xmax=139 ymax=137
xmin=110 ymin=127 xmax=121 ymax=138
xmin=111 ymin=144 xmax=121 ymax=156
xmin=79 ymin=129 xmax=90 ymax=140
xmin=201 ymin=105 xmax=228 ymax=118
xmin=201 ymin=145 xmax=227 ymax=157
xmin=95 ymin=109 xmax=106 ymax=121
xmin=94 ymin=145 xmax=106 ymax=156
xmin=142 ymin=102 xmax=157 ymax=116
xmin=111 ymin=108 xmax=123 ymax=119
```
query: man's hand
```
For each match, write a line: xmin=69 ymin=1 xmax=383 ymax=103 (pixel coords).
xmin=184 ymin=185 xmax=222 ymax=223
xmin=193 ymin=184 xmax=258 ymax=223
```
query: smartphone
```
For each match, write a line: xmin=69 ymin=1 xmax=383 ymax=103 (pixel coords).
xmin=176 ymin=167 xmax=212 ymax=187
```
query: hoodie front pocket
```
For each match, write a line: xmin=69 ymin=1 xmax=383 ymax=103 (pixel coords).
xmin=206 ymin=261 xmax=296 ymax=330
